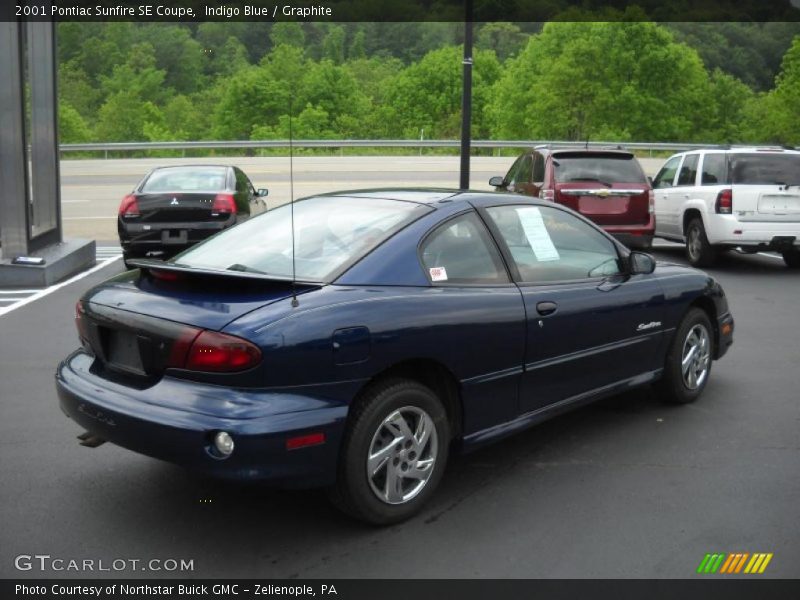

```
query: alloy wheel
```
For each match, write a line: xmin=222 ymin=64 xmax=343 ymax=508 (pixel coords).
xmin=681 ymin=324 xmax=711 ymax=390
xmin=687 ymin=226 xmax=702 ymax=262
xmin=366 ymin=406 xmax=438 ymax=505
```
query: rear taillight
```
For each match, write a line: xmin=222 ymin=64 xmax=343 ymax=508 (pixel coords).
xmin=541 ymin=189 xmax=555 ymax=201
xmin=212 ymin=193 xmax=236 ymax=214
xmin=715 ymin=189 xmax=733 ymax=214
xmin=75 ymin=300 xmax=89 ymax=344
xmin=177 ymin=330 xmax=261 ymax=372
xmin=119 ymin=194 xmax=139 ymax=217
xmin=648 ymin=189 xmax=655 ymax=214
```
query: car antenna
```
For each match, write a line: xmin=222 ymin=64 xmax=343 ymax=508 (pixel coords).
xmin=289 ymin=97 xmax=299 ymax=308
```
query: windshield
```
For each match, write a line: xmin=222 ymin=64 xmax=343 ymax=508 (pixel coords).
xmin=730 ymin=154 xmax=800 ymax=185
xmin=172 ymin=195 xmax=429 ymax=281
xmin=553 ymin=153 xmax=647 ymax=184
xmin=142 ymin=167 xmax=229 ymax=192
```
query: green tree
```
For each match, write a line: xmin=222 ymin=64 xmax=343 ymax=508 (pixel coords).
xmin=753 ymin=36 xmax=800 ymax=144
xmin=95 ymin=92 xmax=164 ymax=142
xmin=491 ymin=21 xmax=715 ymax=142
xmin=58 ymin=102 xmax=92 ymax=143
xmin=476 ymin=22 xmax=528 ymax=61
xmin=100 ymin=42 xmax=167 ymax=104
xmin=382 ymin=45 xmax=501 ymax=138
xmin=270 ymin=22 xmax=305 ymax=49
xmin=137 ymin=25 xmax=205 ymax=94
xmin=322 ymin=25 xmax=346 ymax=64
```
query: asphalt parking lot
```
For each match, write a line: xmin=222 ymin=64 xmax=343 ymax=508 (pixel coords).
xmin=0 ymin=240 xmax=797 ymax=579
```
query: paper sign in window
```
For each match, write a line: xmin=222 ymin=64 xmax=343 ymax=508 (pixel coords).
xmin=515 ymin=207 xmax=560 ymax=262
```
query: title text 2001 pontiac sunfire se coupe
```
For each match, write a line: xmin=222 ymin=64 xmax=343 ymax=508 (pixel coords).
xmin=57 ymin=190 xmax=734 ymax=524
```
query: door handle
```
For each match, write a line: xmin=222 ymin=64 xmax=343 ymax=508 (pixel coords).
xmin=536 ymin=301 xmax=558 ymax=316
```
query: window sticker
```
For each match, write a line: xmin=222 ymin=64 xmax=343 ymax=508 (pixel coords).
xmin=429 ymin=266 xmax=448 ymax=282
xmin=515 ymin=207 xmax=560 ymax=262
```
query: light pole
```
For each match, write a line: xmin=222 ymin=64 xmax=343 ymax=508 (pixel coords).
xmin=459 ymin=0 xmax=473 ymax=190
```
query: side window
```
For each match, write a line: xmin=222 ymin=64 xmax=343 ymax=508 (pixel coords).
xmin=676 ymin=154 xmax=699 ymax=186
xmin=652 ymin=156 xmax=681 ymax=189
xmin=532 ymin=153 xmax=545 ymax=185
xmin=701 ymin=153 xmax=727 ymax=185
xmin=504 ymin=156 xmax=523 ymax=185
xmin=420 ymin=212 xmax=509 ymax=284
xmin=508 ymin=155 xmax=532 ymax=185
xmin=486 ymin=205 xmax=622 ymax=283
xmin=233 ymin=168 xmax=248 ymax=193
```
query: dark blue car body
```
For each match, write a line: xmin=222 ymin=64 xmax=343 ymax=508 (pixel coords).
xmin=56 ymin=190 xmax=734 ymax=489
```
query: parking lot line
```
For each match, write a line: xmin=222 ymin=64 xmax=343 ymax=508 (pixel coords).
xmin=0 ymin=255 xmax=121 ymax=318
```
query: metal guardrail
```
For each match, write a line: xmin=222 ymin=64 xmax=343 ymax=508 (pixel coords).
xmin=59 ymin=139 xmax=723 ymax=156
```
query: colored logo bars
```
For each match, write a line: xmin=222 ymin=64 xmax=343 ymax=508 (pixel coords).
xmin=697 ymin=553 xmax=773 ymax=574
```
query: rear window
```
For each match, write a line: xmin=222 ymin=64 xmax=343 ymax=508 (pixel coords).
xmin=142 ymin=167 xmax=229 ymax=192
xmin=553 ymin=153 xmax=647 ymax=184
xmin=173 ymin=196 xmax=429 ymax=282
xmin=730 ymin=153 xmax=800 ymax=185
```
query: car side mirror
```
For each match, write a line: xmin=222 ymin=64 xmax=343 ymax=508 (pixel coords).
xmin=629 ymin=251 xmax=656 ymax=275
xmin=257 ymin=188 xmax=269 ymax=197
xmin=647 ymin=176 xmax=654 ymax=185
xmin=489 ymin=176 xmax=505 ymax=188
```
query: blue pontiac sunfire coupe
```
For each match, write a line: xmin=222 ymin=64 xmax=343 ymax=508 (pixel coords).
xmin=56 ymin=189 xmax=734 ymax=524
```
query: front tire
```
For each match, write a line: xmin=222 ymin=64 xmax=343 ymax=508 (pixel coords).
xmin=655 ymin=308 xmax=714 ymax=404
xmin=330 ymin=379 xmax=450 ymax=525
xmin=685 ymin=218 xmax=717 ymax=267
xmin=782 ymin=249 xmax=800 ymax=269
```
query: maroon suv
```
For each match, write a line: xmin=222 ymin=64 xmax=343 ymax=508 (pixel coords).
xmin=490 ymin=147 xmax=655 ymax=249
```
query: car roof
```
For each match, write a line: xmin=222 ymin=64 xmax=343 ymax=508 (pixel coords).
xmin=675 ymin=147 xmax=800 ymax=156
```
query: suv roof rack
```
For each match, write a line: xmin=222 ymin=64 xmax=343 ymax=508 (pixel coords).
xmin=534 ymin=143 xmax=628 ymax=152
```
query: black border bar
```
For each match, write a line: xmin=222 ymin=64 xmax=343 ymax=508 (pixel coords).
xmin=4 ymin=0 xmax=800 ymax=22
xmin=5 ymin=579 xmax=800 ymax=600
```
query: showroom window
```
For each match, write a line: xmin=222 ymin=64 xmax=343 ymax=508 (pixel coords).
xmin=485 ymin=205 xmax=622 ymax=283
xmin=420 ymin=212 xmax=509 ymax=284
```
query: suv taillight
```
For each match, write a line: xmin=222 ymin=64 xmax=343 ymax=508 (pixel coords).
xmin=648 ymin=189 xmax=655 ymax=214
xmin=166 ymin=329 xmax=261 ymax=372
xmin=212 ymin=193 xmax=236 ymax=214
xmin=541 ymin=189 xmax=555 ymax=201
xmin=119 ymin=194 xmax=139 ymax=217
xmin=715 ymin=189 xmax=733 ymax=214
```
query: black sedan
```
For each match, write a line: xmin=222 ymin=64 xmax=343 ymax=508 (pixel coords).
xmin=59 ymin=190 xmax=734 ymax=524
xmin=117 ymin=164 xmax=268 ymax=268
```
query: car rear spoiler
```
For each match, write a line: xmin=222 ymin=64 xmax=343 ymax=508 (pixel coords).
xmin=126 ymin=258 xmax=325 ymax=287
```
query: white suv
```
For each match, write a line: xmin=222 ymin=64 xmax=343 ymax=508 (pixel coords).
xmin=652 ymin=147 xmax=800 ymax=268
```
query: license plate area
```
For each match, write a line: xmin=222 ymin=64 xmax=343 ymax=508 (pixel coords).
xmin=105 ymin=329 xmax=146 ymax=376
xmin=758 ymin=194 xmax=800 ymax=214
xmin=162 ymin=229 xmax=188 ymax=244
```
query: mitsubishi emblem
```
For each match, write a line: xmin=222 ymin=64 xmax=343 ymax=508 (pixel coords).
xmin=171 ymin=198 xmax=179 ymax=205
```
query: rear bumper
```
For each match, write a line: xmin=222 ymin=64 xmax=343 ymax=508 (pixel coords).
xmin=118 ymin=217 xmax=235 ymax=257
xmin=603 ymin=217 xmax=656 ymax=248
xmin=55 ymin=350 xmax=349 ymax=488
xmin=706 ymin=215 xmax=800 ymax=248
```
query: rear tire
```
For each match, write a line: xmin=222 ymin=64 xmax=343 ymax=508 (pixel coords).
xmin=655 ymin=308 xmax=714 ymax=404
xmin=330 ymin=378 xmax=450 ymax=525
xmin=685 ymin=218 xmax=717 ymax=267
xmin=782 ymin=249 xmax=800 ymax=269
